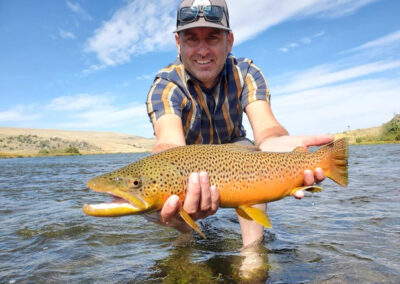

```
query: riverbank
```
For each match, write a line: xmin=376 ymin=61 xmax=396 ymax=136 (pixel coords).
xmin=0 ymin=127 xmax=155 ymax=158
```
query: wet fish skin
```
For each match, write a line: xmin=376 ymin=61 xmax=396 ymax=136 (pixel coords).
xmin=83 ymin=138 xmax=348 ymax=238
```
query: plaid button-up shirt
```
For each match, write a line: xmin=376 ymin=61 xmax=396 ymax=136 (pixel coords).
xmin=146 ymin=54 xmax=270 ymax=144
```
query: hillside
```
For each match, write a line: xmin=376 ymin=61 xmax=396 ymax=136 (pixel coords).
xmin=0 ymin=127 xmax=155 ymax=157
xmin=336 ymin=114 xmax=400 ymax=144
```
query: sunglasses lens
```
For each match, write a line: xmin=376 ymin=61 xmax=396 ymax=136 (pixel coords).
xmin=180 ymin=7 xmax=198 ymax=22
xmin=203 ymin=6 xmax=223 ymax=21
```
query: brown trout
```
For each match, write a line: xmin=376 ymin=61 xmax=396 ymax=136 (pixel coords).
xmin=83 ymin=138 xmax=348 ymax=238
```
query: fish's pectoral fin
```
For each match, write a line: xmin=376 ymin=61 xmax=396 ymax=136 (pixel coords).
xmin=238 ymin=206 xmax=272 ymax=229
xmin=178 ymin=206 xmax=206 ymax=239
xmin=290 ymin=185 xmax=323 ymax=195
xmin=235 ymin=207 xmax=252 ymax=220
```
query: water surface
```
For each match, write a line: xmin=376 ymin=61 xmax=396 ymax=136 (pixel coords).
xmin=0 ymin=145 xmax=399 ymax=283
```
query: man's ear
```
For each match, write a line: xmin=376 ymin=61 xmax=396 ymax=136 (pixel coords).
xmin=227 ymin=31 xmax=234 ymax=53
xmin=175 ymin=33 xmax=181 ymax=55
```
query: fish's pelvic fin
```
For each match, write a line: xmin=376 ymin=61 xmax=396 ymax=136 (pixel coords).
xmin=237 ymin=206 xmax=272 ymax=228
xmin=178 ymin=206 xmax=206 ymax=239
xmin=289 ymin=185 xmax=323 ymax=196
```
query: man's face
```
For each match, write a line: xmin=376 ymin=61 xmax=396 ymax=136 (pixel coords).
xmin=175 ymin=27 xmax=234 ymax=89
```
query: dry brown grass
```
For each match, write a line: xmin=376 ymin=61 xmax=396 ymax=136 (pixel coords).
xmin=0 ymin=127 xmax=155 ymax=155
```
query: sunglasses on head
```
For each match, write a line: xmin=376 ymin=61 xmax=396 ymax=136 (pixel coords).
xmin=178 ymin=5 xmax=228 ymax=24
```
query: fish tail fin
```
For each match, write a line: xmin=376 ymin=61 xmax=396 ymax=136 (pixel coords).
xmin=317 ymin=138 xmax=349 ymax=186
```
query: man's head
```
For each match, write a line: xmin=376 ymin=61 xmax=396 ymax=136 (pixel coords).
xmin=174 ymin=0 xmax=234 ymax=89
xmin=175 ymin=0 xmax=230 ymax=33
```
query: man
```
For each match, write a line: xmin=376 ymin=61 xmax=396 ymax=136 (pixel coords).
xmin=146 ymin=0 xmax=333 ymax=247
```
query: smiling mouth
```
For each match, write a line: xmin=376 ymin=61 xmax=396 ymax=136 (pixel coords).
xmin=196 ymin=59 xmax=212 ymax=65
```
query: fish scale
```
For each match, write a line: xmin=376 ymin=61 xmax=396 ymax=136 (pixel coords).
xmin=83 ymin=138 xmax=348 ymax=238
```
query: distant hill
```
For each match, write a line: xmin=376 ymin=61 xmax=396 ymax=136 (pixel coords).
xmin=0 ymin=127 xmax=155 ymax=156
xmin=336 ymin=114 xmax=400 ymax=144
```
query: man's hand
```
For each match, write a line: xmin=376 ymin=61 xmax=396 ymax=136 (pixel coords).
xmin=148 ymin=172 xmax=219 ymax=233
xmin=259 ymin=134 xmax=334 ymax=198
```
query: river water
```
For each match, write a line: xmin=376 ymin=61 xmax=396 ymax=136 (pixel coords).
xmin=0 ymin=144 xmax=399 ymax=283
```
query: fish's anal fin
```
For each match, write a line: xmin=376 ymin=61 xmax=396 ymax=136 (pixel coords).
xmin=289 ymin=185 xmax=323 ymax=195
xmin=178 ymin=207 xmax=206 ymax=239
xmin=235 ymin=207 xmax=252 ymax=220
xmin=238 ymin=206 xmax=272 ymax=229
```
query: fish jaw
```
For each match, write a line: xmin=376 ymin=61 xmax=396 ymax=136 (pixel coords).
xmin=83 ymin=175 xmax=157 ymax=217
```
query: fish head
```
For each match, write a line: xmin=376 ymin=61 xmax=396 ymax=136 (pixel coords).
xmin=83 ymin=157 xmax=182 ymax=217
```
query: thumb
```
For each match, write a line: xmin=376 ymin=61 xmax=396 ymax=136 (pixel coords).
xmin=160 ymin=195 xmax=180 ymax=223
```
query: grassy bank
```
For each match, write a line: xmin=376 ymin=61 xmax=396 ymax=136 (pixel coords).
xmin=336 ymin=114 xmax=400 ymax=145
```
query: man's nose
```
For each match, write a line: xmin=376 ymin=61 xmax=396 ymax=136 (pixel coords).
xmin=197 ymin=40 xmax=209 ymax=56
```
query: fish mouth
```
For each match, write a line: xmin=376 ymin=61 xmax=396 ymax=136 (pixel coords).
xmin=83 ymin=192 xmax=149 ymax=217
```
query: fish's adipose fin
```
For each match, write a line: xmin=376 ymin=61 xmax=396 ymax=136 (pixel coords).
xmin=178 ymin=206 xmax=207 ymax=239
xmin=292 ymin=146 xmax=308 ymax=153
xmin=238 ymin=206 xmax=272 ymax=228
xmin=289 ymin=185 xmax=323 ymax=195
xmin=223 ymin=143 xmax=260 ymax=152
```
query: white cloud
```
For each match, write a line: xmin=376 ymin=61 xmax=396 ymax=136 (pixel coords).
xmin=0 ymin=105 xmax=40 ymax=123
xmin=59 ymin=29 xmax=76 ymax=40
xmin=272 ymin=78 xmax=400 ymax=135
xmin=271 ymin=60 xmax=400 ymax=94
xmin=84 ymin=0 xmax=377 ymax=69
xmin=343 ymin=29 xmax=400 ymax=54
xmin=229 ymin=0 xmax=377 ymax=44
xmin=84 ymin=0 xmax=177 ymax=69
xmin=62 ymin=104 xmax=147 ymax=129
xmin=46 ymin=94 xmax=111 ymax=111
xmin=278 ymin=31 xmax=325 ymax=53
xmin=66 ymin=1 xmax=92 ymax=20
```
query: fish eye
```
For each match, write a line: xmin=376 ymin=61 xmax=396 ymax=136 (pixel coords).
xmin=131 ymin=178 xmax=142 ymax=188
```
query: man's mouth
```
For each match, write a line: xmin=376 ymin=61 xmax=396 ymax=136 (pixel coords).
xmin=196 ymin=59 xmax=212 ymax=65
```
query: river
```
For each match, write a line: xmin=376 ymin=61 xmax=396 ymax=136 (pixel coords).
xmin=0 ymin=144 xmax=399 ymax=283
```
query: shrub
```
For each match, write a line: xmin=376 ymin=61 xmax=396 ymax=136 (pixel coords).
xmin=64 ymin=146 xmax=80 ymax=154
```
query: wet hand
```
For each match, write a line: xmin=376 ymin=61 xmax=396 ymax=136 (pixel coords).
xmin=259 ymin=134 xmax=333 ymax=200
xmin=147 ymin=172 xmax=220 ymax=233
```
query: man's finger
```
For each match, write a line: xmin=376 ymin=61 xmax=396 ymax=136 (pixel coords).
xmin=160 ymin=195 xmax=179 ymax=223
xmin=293 ymin=190 xmax=304 ymax=199
xmin=183 ymin=172 xmax=201 ymax=214
xmin=199 ymin=171 xmax=211 ymax=212
xmin=302 ymin=134 xmax=334 ymax=147
xmin=314 ymin=167 xmax=325 ymax=183
xmin=210 ymin=185 xmax=220 ymax=213
xmin=303 ymin=169 xmax=315 ymax=186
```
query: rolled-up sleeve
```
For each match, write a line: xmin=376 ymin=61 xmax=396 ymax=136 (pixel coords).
xmin=241 ymin=63 xmax=270 ymax=109
xmin=146 ymin=77 xmax=186 ymax=129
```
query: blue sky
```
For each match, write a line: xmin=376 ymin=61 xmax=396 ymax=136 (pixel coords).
xmin=0 ymin=0 xmax=399 ymax=139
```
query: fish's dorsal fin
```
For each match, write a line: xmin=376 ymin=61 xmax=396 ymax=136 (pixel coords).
xmin=178 ymin=204 xmax=206 ymax=239
xmin=222 ymin=143 xmax=260 ymax=152
xmin=237 ymin=206 xmax=272 ymax=228
xmin=292 ymin=146 xmax=308 ymax=153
